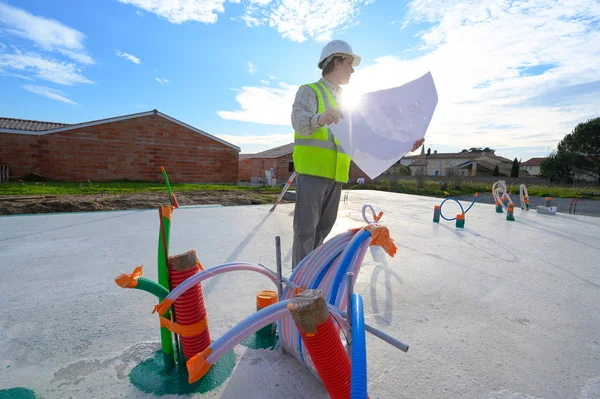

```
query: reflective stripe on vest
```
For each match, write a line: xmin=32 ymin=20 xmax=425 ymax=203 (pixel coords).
xmin=293 ymin=81 xmax=351 ymax=183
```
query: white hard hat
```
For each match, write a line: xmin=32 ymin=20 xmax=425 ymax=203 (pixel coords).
xmin=318 ymin=39 xmax=361 ymax=69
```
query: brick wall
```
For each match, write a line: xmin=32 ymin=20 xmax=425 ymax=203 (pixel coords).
xmin=250 ymin=154 xmax=294 ymax=184
xmin=0 ymin=114 xmax=239 ymax=183
xmin=349 ymin=161 xmax=372 ymax=183
xmin=243 ymin=154 xmax=370 ymax=184
xmin=238 ymin=157 xmax=252 ymax=181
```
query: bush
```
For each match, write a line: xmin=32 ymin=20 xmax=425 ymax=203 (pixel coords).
xmin=415 ymin=167 xmax=426 ymax=189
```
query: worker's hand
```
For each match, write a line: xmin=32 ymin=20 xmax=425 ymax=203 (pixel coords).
xmin=318 ymin=108 xmax=344 ymax=126
xmin=411 ymin=138 xmax=425 ymax=152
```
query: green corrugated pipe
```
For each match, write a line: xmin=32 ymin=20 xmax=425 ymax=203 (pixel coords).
xmin=158 ymin=206 xmax=175 ymax=370
xmin=135 ymin=277 xmax=170 ymax=299
xmin=115 ymin=266 xmax=173 ymax=369
xmin=161 ymin=166 xmax=174 ymax=206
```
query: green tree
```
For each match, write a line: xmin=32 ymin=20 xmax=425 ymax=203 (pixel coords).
xmin=556 ymin=117 xmax=600 ymax=183
xmin=540 ymin=151 xmax=573 ymax=183
xmin=492 ymin=164 xmax=500 ymax=176
xmin=511 ymin=158 xmax=520 ymax=177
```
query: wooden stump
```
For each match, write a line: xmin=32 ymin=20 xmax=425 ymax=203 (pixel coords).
xmin=168 ymin=249 xmax=199 ymax=272
xmin=288 ymin=289 xmax=330 ymax=334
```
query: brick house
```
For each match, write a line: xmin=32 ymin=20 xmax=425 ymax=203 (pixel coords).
xmin=238 ymin=154 xmax=252 ymax=182
xmin=521 ymin=157 xmax=547 ymax=176
xmin=0 ymin=109 xmax=240 ymax=183
xmin=244 ymin=143 xmax=295 ymax=184
xmin=241 ymin=142 xmax=372 ymax=184
xmin=409 ymin=150 xmax=513 ymax=177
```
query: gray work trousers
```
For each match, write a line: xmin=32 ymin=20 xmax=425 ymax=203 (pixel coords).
xmin=292 ymin=173 xmax=342 ymax=269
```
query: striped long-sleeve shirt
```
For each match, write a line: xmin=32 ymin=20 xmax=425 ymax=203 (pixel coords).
xmin=291 ymin=77 xmax=342 ymax=136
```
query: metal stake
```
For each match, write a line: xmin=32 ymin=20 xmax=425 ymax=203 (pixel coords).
xmin=341 ymin=310 xmax=410 ymax=353
xmin=346 ymin=272 xmax=354 ymax=358
xmin=275 ymin=236 xmax=283 ymax=300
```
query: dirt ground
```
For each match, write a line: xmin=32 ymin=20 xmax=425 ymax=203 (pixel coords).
xmin=0 ymin=190 xmax=291 ymax=216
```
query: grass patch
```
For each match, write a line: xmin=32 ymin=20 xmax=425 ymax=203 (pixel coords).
xmin=0 ymin=181 xmax=282 ymax=196
xmin=348 ymin=179 xmax=600 ymax=199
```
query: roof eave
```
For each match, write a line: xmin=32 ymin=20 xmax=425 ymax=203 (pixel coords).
xmin=249 ymin=152 xmax=294 ymax=159
xmin=0 ymin=128 xmax=48 ymax=135
xmin=0 ymin=110 xmax=241 ymax=152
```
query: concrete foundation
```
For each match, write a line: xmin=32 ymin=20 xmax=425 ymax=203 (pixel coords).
xmin=1 ymin=190 xmax=599 ymax=398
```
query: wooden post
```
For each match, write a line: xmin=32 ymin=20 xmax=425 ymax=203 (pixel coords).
xmin=168 ymin=249 xmax=199 ymax=272
xmin=288 ymin=289 xmax=330 ymax=335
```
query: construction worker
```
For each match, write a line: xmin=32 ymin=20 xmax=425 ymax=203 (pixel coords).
xmin=290 ymin=39 xmax=423 ymax=269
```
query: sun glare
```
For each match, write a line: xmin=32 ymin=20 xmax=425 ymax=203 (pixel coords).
xmin=341 ymin=91 xmax=363 ymax=111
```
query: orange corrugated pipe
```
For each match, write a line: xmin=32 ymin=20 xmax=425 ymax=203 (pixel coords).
xmin=299 ymin=316 xmax=351 ymax=399
xmin=169 ymin=265 xmax=211 ymax=360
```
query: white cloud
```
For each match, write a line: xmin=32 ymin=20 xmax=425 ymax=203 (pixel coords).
xmin=117 ymin=0 xmax=226 ymax=24
xmin=115 ymin=49 xmax=141 ymax=64
xmin=0 ymin=2 xmax=94 ymax=64
xmin=242 ymin=0 xmax=372 ymax=42
xmin=155 ymin=77 xmax=169 ymax=85
xmin=247 ymin=61 xmax=256 ymax=74
xmin=116 ymin=0 xmax=371 ymax=42
xmin=217 ymin=82 xmax=299 ymax=125
xmin=260 ymin=79 xmax=269 ymax=85
xmin=0 ymin=51 xmax=93 ymax=85
xmin=23 ymin=84 xmax=76 ymax=104
xmin=219 ymin=0 xmax=600 ymax=158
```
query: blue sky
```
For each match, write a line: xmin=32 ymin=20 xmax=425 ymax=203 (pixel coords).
xmin=1 ymin=0 xmax=599 ymax=161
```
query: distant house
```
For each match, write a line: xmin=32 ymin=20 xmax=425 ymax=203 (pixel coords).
xmin=243 ymin=143 xmax=295 ymax=184
xmin=0 ymin=110 xmax=240 ymax=183
xmin=521 ymin=157 xmax=547 ymax=176
xmin=399 ymin=155 xmax=418 ymax=167
xmin=238 ymin=154 xmax=252 ymax=182
xmin=409 ymin=150 xmax=513 ymax=177
xmin=240 ymin=142 xmax=372 ymax=184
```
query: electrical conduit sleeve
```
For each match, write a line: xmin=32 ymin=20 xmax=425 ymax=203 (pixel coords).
xmin=161 ymin=263 xmax=279 ymax=306
xmin=328 ymin=229 xmax=371 ymax=304
xmin=299 ymin=315 xmax=352 ymax=399
xmin=351 ymin=293 xmax=368 ymax=399
xmin=169 ymin=264 xmax=211 ymax=360
xmin=185 ymin=300 xmax=291 ymax=383
xmin=136 ymin=277 xmax=170 ymax=300
xmin=157 ymin=206 xmax=175 ymax=368
xmin=207 ymin=304 xmax=290 ymax=363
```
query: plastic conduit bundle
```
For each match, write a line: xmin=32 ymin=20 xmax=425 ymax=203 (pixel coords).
xmin=176 ymin=227 xmax=370 ymax=382
xmin=168 ymin=264 xmax=211 ymax=360
xmin=351 ymin=293 xmax=368 ymax=398
xmin=278 ymin=228 xmax=374 ymax=377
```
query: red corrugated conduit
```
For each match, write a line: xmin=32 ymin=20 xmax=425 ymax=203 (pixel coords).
xmin=299 ymin=316 xmax=351 ymax=399
xmin=169 ymin=265 xmax=211 ymax=360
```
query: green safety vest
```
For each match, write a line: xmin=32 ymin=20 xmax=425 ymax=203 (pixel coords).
xmin=293 ymin=81 xmax=351 ymax=183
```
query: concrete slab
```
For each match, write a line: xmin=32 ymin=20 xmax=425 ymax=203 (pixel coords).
xmin=1 ymin=190 xmax=599 ymax=399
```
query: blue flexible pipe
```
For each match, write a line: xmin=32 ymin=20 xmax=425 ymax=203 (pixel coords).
xmin=351 ymin=293 xmax=368 ymax=398
xmin=439 ymin=195 xmax=477 ymax=221
xmin=328 ymin=229 xmax=371 ymax=304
